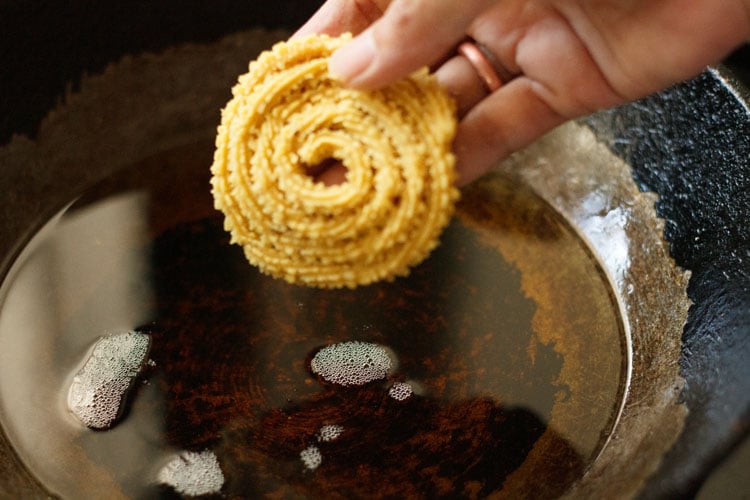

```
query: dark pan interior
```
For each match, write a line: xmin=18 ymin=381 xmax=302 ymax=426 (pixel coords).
xmin=1 ymin=2 xmax=748 ymax=498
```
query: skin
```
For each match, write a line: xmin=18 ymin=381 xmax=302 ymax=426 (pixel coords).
xmin=294 ymin=0 xmax=750 ymax=185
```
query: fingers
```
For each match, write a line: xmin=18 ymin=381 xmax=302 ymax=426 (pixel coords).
xmin=292 ymin=0 xmax=390 ymax=39
xmin=453 ymin=78 xmax=567 ymax=186
xmin=434 ymin=55 xmax=489 ymax=117
xmin=329 ymin=0 xmax=498 ymax=90
xmin=293 ymin=0 xmax=585 ymax=188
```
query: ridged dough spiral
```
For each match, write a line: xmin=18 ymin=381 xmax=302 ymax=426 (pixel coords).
xmin=210 ymin=34 xmax=459 ymax=288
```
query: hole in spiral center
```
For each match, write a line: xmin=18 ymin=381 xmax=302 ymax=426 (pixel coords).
xmin=304 ymin=158 xmax=348 ymax=187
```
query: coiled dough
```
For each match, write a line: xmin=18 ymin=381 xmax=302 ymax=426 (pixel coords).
xmin=210 ymin=34 xmax=459 ymax=288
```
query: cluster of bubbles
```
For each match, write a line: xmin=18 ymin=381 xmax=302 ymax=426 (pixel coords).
xmin=157 ymin=450 xmax=225 ymax=496
xmin=67 ymin=331 xmax=227 ymax=495
xmin=300 ymin=445 xmax=323 ymax=471
xmin=299 ymin=424 xmax=346 ymax=471
xmin=66 ymin=330 xmax=151 ymax=429
xmin=302 ymin=341 xmax=420 ymax=472
xmin=68 ymin=332 xmax=411 ymax=490
xmin=388 ymin=381 xmax=414 ymax=401
xmin=310 ymin=341 xmax=393 ymax=386
xmin=317 ymin=424 xmax=344 ymax=442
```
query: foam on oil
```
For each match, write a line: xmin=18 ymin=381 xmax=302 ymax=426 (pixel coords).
xmin=67 ymin=331 xmax=151 ymax=430
xmin=157 ymin=450 xmax=224 ymax=496
xmin=310 ymin=341 xmax=393 ymax=386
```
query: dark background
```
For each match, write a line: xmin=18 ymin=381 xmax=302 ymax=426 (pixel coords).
xmin=0 ymin=0 xmax=319 ymax=145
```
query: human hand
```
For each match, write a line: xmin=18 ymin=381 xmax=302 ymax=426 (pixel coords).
xmin=295 ymin=0 xmax=750 ymax=185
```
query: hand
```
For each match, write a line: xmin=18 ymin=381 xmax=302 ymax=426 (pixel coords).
xmin=295 ymin=0 xmax=750 ymax=185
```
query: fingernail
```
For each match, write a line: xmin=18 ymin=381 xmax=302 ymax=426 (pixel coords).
xmin=329 ymin=31 xmax=376 ymax=86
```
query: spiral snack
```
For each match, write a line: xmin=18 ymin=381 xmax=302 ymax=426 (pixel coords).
xmin=210 ymin=34 xmax=459 ymax=288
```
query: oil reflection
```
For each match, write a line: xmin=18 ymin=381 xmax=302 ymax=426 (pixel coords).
xmin=0 ymin=192 xmax=164 ymax=499
xmin=575 ymin=192 xmax=632 ymax=293
xmin=0 ymin=149 xmax=628 ymax=499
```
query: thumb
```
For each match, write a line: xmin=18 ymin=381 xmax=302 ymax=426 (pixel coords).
xmin=330 ymin=0 xmax=498 ymax=90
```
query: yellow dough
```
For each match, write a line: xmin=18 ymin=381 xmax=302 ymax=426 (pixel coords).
xmin=210 ymin=34 xmax=459 ymax=288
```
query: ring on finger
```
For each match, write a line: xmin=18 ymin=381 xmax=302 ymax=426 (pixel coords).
xmin=457 ymin=40 xmax=502 ymax=93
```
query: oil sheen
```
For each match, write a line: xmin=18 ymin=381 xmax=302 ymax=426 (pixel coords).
xmin=0 ymin=140 xmax=628 ymax=499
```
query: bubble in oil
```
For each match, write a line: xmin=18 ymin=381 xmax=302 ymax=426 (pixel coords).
xmin=157 ymin=450 xmax=225 ymax=496
xmin=388 ymin=381 xmax=413 ymax=401
xmin=300 ymin=445 xmax=323 ymax=471
xmin=317 ymin=424 xmax=344 ymax=442
xmin=66 ymin=330 xmax=151 ymax=430
xmin=310 ymin=341 xmax=392 ymax=386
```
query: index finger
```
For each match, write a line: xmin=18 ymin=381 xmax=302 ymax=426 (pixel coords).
xmin=292 ymin=0 xmax=391 ymax=39
xmin=329 ymin=0 xmax=498 ymax=90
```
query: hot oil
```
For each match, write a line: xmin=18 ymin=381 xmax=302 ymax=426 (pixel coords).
xmin=0 ymin=140 xmax=627 ymax=499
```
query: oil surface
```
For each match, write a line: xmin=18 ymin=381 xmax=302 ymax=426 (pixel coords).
xmin=0 ymin=140 xmax=627 ymax=499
